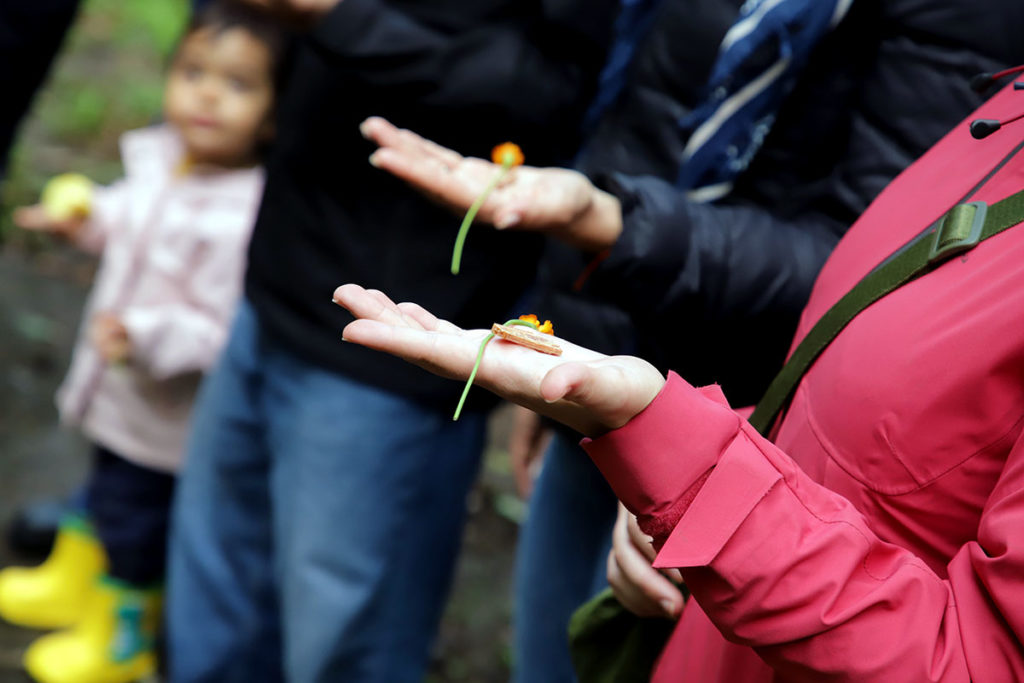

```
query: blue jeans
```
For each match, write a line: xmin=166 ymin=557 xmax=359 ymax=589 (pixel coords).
xmin=167 ymin=301 xmax=486 ymax=683
xmin=513 ymin=432 xmax=618 ymax=683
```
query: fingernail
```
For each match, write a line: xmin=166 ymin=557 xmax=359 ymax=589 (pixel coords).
xmin=495 ymin=212 xmax=520 ymax=229
xmin=359 ymin=121 xmax=371 ymax=139
xmin=659 ymin=599 xmax=677 ymax=617
xmin=368 ymin=152 xmax=381 ymax=168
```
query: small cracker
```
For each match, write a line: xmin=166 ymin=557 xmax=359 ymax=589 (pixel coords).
xmin=491 ymin=323 xmax=563 ymax=356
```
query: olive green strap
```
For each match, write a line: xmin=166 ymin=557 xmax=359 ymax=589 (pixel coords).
xmin=749 ymin=188 xmax=1024 ymax=435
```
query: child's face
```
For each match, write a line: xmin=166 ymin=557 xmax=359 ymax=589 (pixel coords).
xmin=164 ymin=26 xmax=275 ymax=167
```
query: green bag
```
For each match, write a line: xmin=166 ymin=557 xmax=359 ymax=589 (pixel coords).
xmin=567 ymin=190 xmax=1024 ymax=682
xmin=568 ymin=587 xmax=683 ymax=683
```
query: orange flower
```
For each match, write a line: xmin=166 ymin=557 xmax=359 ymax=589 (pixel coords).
xmin=518 ymin=314 xmax=554 ymax=335
xmin=492 ymin=142 xmax=525 ymax=167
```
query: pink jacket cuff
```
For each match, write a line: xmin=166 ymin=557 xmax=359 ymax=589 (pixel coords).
xmin=581 ymin=372 xmax=741 ymax=538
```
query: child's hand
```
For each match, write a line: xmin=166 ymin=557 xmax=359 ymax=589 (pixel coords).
xmin=12 ymin=205 xmax=85 ymax=240
xmin=332 ymin=284 xmax=665 ymax=438
xmin=90 ymin=312 xmax=132 ymax=363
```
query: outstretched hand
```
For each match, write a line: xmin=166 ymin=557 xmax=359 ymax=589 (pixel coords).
xmin=333 ymin=284 xmax=665 ymax=438
xmin=12 ymin=204 xmax=84 ymax=240
xmin=360 ymin=117 xmax=624 ymax=252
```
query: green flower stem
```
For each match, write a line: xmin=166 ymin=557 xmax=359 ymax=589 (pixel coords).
xmin=451 ymin=159 xmax=513 ymax=275
xmin=453 ymin=319 xmax=538 ymax=421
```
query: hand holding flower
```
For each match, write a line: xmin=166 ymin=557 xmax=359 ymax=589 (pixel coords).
xmin=332 ymin=283 xmax=665 ymax=438
xmin=361 ymin=117 xmax=624 ymax=253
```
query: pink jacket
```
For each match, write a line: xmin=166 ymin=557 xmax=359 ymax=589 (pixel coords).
xmin=57 ymin=126 xmax=263 ymax=473
xmin=583 ymin=83 xmax=1024 ymax=680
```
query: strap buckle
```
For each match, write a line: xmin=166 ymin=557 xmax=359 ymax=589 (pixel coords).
xmin=929 ymin=201 xmax=987 ymax=265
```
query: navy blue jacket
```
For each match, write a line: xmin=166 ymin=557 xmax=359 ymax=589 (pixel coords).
xmin=546 ymin=0 xmax=1024 ymax=405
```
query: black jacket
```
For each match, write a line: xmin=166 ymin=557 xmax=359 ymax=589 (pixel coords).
xmin=546 ymin=0 xmax=1024 ymax=406
xmin=245 ymin=0 xmax=616 ymax=406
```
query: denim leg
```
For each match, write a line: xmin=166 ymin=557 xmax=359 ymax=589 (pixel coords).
xmin=513 ymin=432 xmax=618 ymax=683
xmin=264 ymin=349 xmax=486 ymax=683
xmin=166 ymin=303 xmax=282 ymax=683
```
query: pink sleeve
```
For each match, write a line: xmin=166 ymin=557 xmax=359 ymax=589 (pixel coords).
xmin=120 ymin=200 xmax=255 ymax=380
xmin=582 ymin=372 xmax=1024 ymax=681
xmin=74 ymin=180 xmax=130 ymax=255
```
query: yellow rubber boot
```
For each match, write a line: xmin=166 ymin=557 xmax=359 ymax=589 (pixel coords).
xmin=0 ymin=514 xmax=107 ymax=629
xmin=23 ymin=576 xmax=161 ymax=683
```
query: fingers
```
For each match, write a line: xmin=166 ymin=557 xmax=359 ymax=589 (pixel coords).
xmin=626 ymin=509 xmax=658 ymax=563
xmin=395 ymin=301 xmax=462 ymax=334
xmin=333 ymin=284 xmax=416 ymax=329
xmin=363 ymin=288 xmax=428 ymax=330
xmin=363 ymin=117 xmax=492 ymax=214
xmin=607 ymin=504 xmax=684 ymax=619
xmin=625 ymin=506 xmax=684 ymax=583
xmin=369 ymin=147 xmax=480 ymax=211
xmin=508 ymin=406 xmax=550 ymax=499
xmin=361 ymin=117 xmax=463 ymax=168
xmin=339 ymin=314 xmax=488 ymax=382
xmin=334 ymin=284 xmax=466 ymax=337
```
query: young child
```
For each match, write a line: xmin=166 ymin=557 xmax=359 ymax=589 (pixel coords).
xmin=0 ymin=3 xmax=285 ymax=682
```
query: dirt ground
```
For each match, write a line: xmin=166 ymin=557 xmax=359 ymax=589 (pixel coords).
xmin=0 ymin=245 xmax=522 ymax=681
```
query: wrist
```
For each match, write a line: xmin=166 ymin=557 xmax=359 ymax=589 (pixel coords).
xmin=563 ymin=189 xmax=622 ymax=253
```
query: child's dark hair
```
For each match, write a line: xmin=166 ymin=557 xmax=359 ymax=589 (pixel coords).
xmin=184 ymin=0 xmax=292 ymax=92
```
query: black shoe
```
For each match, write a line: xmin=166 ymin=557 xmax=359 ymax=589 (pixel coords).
xmin=6 ymin=498 xmax=69 ymax=559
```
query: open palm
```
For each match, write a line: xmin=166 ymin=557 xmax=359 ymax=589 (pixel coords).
xmin=361 ymin=117 xmax=618 ymax=250
xmin=333 ymin=283 xmax=665 ymax=438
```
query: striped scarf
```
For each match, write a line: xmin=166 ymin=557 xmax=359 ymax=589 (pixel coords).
xmin=677 ymin=0 xmax=854 ymax=201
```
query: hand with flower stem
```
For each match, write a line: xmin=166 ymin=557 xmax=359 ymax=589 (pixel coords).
xmin=452 ymin=314 xmax=556 ymax=420
xmin=361 ymin=117 xmax=624 ymax=254
xmin=450 ymin=142 xmax=525 ymax=274
xmin=333 ymin=283 xmax=665 ymax=439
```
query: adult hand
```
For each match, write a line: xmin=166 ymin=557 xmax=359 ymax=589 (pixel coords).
xmin=360 ymin=117 xmax=624 ymax=252
xmin=332 ymin=284 xmax=665 ymax=438
xmin=236 ymin=0 xmax=341 ymax=24
xmin=508 ymin=406 xmax=552 ymax=499
xmin=12 ymin=204 xmax=84 ymax=240
xmin=90 ymin=312 xmax=131 ymax=363
xmin=607 ymin=503 xmax=685 ymax=619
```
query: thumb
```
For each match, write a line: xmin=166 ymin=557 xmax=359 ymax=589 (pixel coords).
xmin=538 ymin=361 xmax=596 ymax=405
